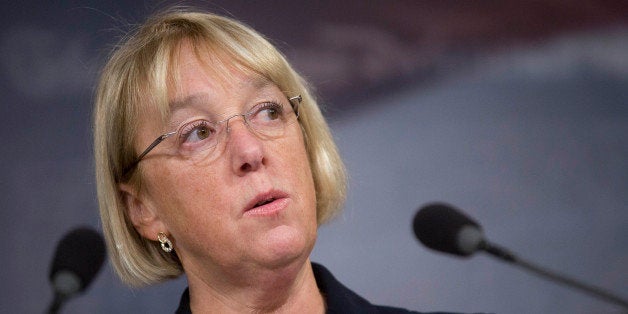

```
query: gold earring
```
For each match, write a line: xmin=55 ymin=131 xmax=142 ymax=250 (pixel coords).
xmin=157 ymin=232 xmax=173 ymax=253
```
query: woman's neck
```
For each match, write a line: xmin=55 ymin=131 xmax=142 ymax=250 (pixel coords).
xmin=186 ymin=259 xmax=325 ymax=313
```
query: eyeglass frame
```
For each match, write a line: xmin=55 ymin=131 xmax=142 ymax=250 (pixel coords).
xmin=120 ymin=94 xmax=303 ymax=181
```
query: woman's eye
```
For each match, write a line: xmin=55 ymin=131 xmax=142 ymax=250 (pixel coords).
xmin=257 ymin=103 xmax=283 ymax=121
xmin=181 ymin=121 xmax=215 ymax=143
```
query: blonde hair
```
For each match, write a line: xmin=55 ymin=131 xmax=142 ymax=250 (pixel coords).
xmin=93 ymin=9 xmax=347 ymax=287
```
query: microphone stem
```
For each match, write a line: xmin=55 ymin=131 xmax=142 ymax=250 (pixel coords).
xmin=47 ymin=293 xmax=66 ymax=314
xmin=481 ymin=241 xmax=628 ymax=309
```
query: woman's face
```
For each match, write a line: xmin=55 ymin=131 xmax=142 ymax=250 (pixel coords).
xmin=124 ymin=43 xmax=318 ymax=280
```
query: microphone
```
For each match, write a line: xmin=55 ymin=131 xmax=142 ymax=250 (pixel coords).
xmin=48 ymin=227 xmax=106 ymax=314
xmin=413 ymin=202 xmax=628 ymax=309
xmin=412 ymin=202 xmax=485 ymax=257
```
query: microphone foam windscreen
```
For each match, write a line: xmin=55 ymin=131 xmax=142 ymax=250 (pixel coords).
xmin=49 ymin=227 xmax=106 ymax=292
xmin=413 ymin=203 xmax=481 ymax=257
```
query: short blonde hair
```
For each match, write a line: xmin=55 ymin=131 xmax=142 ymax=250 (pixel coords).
xmin=93 ymin=9 xmax=347 ymax=287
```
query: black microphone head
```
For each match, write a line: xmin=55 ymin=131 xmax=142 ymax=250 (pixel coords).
xmin=413 ymin=202 xmax=484 ymax=257
xmin=49 ymin=227 xmax=106 ymax=297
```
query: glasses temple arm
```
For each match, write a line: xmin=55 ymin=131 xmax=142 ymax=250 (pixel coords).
xmin=288 ymin=95 xmax=302 ymax=116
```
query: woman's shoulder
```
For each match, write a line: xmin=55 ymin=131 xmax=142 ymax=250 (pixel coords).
xmin=311 ymin=262 xmax=472 ymax=314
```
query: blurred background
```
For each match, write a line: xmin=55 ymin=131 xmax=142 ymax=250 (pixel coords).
xmin=1 ymin=1 xmax=627 ymax=313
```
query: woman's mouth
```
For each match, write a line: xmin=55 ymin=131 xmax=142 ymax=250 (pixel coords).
xmin=254 ymin=197 xmax=276 ymax=207
xmin=244 ymin=191 xmax=289 ymax=217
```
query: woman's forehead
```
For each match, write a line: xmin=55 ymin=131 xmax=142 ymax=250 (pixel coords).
xmin=143 ymin=39 xmax=285 ymax=127
xmin=173 ymin=40 xmax=268 ymax=85
xmin=168 ymin=43 xmax=275 ymax=103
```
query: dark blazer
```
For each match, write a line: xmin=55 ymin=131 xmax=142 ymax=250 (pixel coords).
xmin=175 ymin=262 xmax=462 ymax=313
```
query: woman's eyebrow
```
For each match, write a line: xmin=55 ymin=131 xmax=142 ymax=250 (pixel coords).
xmin=169 ymin=92 xmax=210 ymax=112
xmin=165 ymin=77 xmax=278 ymax=125
xmin=248 ymin=76 xmax=272 ymax=90
xmin=164 ymin=93 xmax=213 ymax=130
xmin=168 ymin=76 xmax=273 ymax=110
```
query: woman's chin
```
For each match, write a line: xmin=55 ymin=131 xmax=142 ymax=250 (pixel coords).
xmin=253 ymin=225 xmax=315 ymax=268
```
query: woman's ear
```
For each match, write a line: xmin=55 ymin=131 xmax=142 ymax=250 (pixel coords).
xmin=118 ymin=183 xmax=166 ymax=241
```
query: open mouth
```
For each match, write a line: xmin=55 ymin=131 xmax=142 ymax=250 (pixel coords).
xmin=254 ymin=197 xmax=276 ymax=208
xmin=244 ymin=191 xmax=288 ymax=216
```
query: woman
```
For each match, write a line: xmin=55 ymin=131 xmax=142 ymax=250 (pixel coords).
xmin=94 ymin=8 xmax=430 ymax=313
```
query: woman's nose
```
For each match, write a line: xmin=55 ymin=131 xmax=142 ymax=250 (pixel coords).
xmin=225 ymin=117 xmax=265 ymax=175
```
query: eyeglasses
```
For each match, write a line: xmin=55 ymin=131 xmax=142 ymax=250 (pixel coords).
xmin=121 ymin=95 xmax=302 ymax=180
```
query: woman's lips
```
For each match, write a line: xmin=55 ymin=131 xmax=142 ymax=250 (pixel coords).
xmin=244 ymin=198 xmax=289 ymax=216
xmin=243 ymin=190 xmax=289 ymax=217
